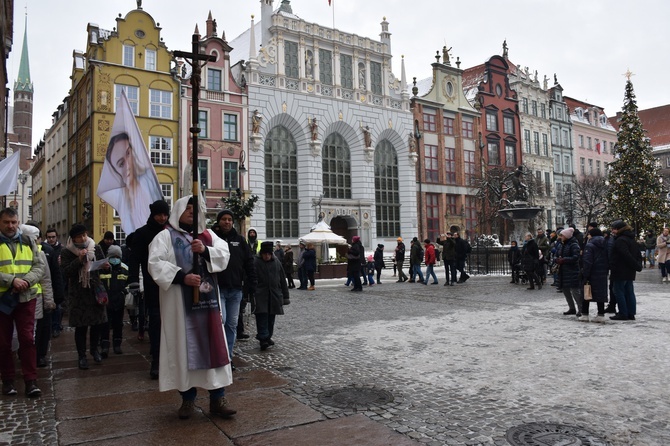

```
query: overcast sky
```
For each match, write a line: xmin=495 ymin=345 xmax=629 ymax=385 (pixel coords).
xmin=10 ymin=0 xmax=670 ymax=147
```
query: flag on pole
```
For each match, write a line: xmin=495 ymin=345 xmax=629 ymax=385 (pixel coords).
xmin=0 ymin=151 xmax=21 ymax=196
xmin=97 ymin=89 xmax=163 ymax=235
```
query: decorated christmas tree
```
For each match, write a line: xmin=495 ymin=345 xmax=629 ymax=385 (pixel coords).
xmin=605 ymin=74 xmax=667 ymax=235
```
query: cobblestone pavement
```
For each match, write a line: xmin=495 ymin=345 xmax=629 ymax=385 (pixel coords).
xmin=1 ymin=266 xmax=668 ymax=445
xmin=235 ymin=267 xmax=670 ymax=445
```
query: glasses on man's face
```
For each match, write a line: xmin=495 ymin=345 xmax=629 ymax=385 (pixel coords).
xmin=47 ymin=235 xmax=57 ymax=240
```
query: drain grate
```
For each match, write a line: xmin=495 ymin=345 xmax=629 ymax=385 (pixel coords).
xmin=506 ymin=423 xmax=608 ymax=446
xmin=317 ymin=386 xmax=394 ymax=410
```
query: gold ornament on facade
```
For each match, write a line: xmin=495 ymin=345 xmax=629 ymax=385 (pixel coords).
xmin=97 ymin=119 xmax=110 ymax=132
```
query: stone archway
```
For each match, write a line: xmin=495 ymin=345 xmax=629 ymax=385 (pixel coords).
xmin=330 ymin=215 xmax=358 ymax=258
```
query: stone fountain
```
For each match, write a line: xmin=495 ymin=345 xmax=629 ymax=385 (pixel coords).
xmin=497 ymin=166 xmax=542 ymax=243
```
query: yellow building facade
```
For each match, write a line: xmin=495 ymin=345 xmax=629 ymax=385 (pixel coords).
xmin=68 ymin=7 xmax=179 ymax=242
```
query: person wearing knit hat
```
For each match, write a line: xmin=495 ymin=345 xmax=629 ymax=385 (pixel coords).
xmin=347 ymin=236 xmax=364 ymax=291
xmin=124 ymin=198 xmax=171 ymax=379
xmin=556 ymin=226 xmax=582 ymax=316
xmin=609 ymin=219 xmax=641 ymax=321
xmin=98 ymin=231 xmax=117 ymax=257
xmin=253 ymin=237 xmax=290 ymax=351
xmin=99 ymin=242 xmax=129 ymax=357
xmin=210 ymin=204 xmax=257 ymax=364
xmin=373 ymin=244 xmax=386 ymax=284
xmin=61 ymin=221 xmax=107 ymax=370
xmin=395 ymin=237 xmax=408 ymax=282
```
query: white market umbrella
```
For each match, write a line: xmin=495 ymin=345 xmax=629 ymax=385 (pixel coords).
xmin=301 ymin=220 xmax=349 ymax=263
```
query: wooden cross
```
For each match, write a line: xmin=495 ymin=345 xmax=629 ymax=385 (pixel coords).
xmin=174 ymin=26 xmax=216 ymax=304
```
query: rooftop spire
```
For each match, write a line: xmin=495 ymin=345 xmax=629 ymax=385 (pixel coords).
xmin=14 ymin=14 xmax=33 ymax=93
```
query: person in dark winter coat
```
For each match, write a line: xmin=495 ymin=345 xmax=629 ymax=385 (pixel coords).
xmin=521 ymin=233 xmax=541 ymax=290
xmin=394 ymin=238 xmax=408 ymax=282
xmin=437 ymin=233 xmax=457 ymax=286
xmin=409 ymin=238 xmax=424 ymax=283
xmin=507 ymin=240 xmax=521 ymax=284
xmin=580 ymin=228 xmax=609 ymax=322
xmin=347 ymin=237 xmax=363 ymax=292
xmin=609 ymin=220 xmax=642 ymax=320
xmin=253 ymin=242 xmax=290 ymax=350
xmin=99 ymin=245 xmax=129 ymax=356
xmin=212 ymin=209 xmax=257 ymax=364
xmin=453 ymin=232 xmax=470 ymax=283
xmin=60 ymin=224 xmax=107 ymax=370
xmin=282 ymin=245 xmax=295 ymax=288
xmin=556 ymin=227 xmax=581 ymax=316
xmin=373 ymin=244 xmax=385 ymax=284
xmin=302 ymin=243 xmax=317 ymax=290
xmin=98 ymin=231 xmax=117 ymax=257
xmin=126 ymin=199 xmax=170 ymax=379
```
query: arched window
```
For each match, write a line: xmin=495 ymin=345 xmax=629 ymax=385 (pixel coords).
xmin=264 ymin=126 xmax=298 ymax=237
xmin=374 ymin=140 xmax=400 ymax=237
xmin=322 ymin=133 xmax=351 ymax=199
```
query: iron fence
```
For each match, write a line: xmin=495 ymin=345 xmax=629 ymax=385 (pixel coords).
xmin=466 ymin=245 xmax=512 ymax=276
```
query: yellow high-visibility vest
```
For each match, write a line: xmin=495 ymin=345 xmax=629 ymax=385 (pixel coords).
xmin=0 ymin=241 xmax=39 ymax=295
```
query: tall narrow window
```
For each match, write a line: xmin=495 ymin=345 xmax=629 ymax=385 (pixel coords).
xmin=375 ymin=140 xmax=400 ymax=237
xmin=426 ymin=193 xmax=440 ymax=242
xmin=340 ymin=54 xmax=353 ymax=88
xmin=542 ymin=133 xmax=548 ymax=156
xmin=198 ymin=110 xmax=208 ymax=139
xmin=443 ymin=116 xmax=455 ymax=135
xmin=319 ymin=49 xmax=333 ymax=85
xmin=531 ymin=100 xmax=538 ymax=116
xmin=197 ymin=159 xmax=209 ymax=190
xmin=487 ymin=142 xmax=500 ymax=165
xmin=115 ymin=85 xmax=139 ymax=115
xmin=370 ymin=61 xmax=382 ymax=94
xmin=145 ymin=49 xmax=157 ymax=71
xmin=544 ymin=172 xmax=551 ymax=196
xmin=505 ymin=144 xmax=516 ymax=167
xmin=503 ymin=115 xmax=514 ymax=134
xmin=207 ymin=68 xmax=222 ymax=91
xmin=122 ymin=45 xmax=134 ymax=67
xmin=284 ymin=41 xmax=299 ymax=79
xmin=424 ymin=144 xmax=439 ymax=182
xmin=161 ymin=184 xmax=173 ymax=208
xmin=522 ymin=98 xmax=529 ymax=114
xmin=541 ymin=103 xmax=546 ymax=118
xmin=224 ymin=161 xmax=239 ymax=190
xmin=462 ymin=121 xmax=474 ymax=138
xmin=464 ymin=151 xmax=476 ymax=186
xmin=445 ymin=146 xmax=456 ymax=183
xmin=113 ymin=225 xmax=127 ymax=245
xmin=265 ymin=126 xmax=298 ymax=238
xmin=322 ymin=133 xmax=352 ymax=199
xmin=149 ymin=89 xmax=172 ymax=119
xmin=486 ymin=112 xmax=498 ymax=131
xmin=150 ymin=136 xmax=172 ymax=165
xmin=224 ymin=113 xmax=238 ymax=141
xmin=423 ymin=108 xmax=436 ymax=132
xmin=446 ymin=195 xmax=458 ymax=216
xmin=524 ymin=129 xmax=531 ymax=153
xmin=533 ymin=131 xmax=540 ymax=154
xmin=465 ymin=196 xmax=477 ymax=234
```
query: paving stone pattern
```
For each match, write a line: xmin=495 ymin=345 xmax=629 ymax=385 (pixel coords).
xmin=1 ymin=267 xmax=669 ymax=445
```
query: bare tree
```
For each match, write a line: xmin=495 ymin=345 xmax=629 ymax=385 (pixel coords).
xmin=559 ymin=175 xmax=609 ymax=226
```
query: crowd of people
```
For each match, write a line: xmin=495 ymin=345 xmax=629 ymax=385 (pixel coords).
xmin=509 ymin=220 xmax=646 ymax=322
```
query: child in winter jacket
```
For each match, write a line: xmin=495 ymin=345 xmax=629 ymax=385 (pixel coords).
xmin=365 ymin=255 xmax=376 ymax=286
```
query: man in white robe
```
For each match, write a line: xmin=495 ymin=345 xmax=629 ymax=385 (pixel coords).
xmin=148 ymin=196 xmax=235 ymax=420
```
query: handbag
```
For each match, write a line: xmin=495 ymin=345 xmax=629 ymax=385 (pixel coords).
xmin=583 ymin=282 xmax=592 ymax=301
xmin=124 ymin=291 xmax=135 ymax=309
xmin=94 ymin=283 xmax=108 ymax=305
xmin=0 ymin=291 xmax=19 ymax=315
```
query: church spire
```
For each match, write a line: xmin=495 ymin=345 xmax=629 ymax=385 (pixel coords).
xmin=15 ymin=15 xmax=33 ymax=93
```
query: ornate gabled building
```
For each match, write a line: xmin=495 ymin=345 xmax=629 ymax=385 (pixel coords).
xmin=565 ymin=97 xmax=616 ymax=184
xmin=508 ymin=59 xmax=555 ymax=230
xmin=410 ymin=46 xmax=481 ymax=241
xmin=178 ymin=12 xmax=248 ymax=223
xmin=462 ymin=45 xmax=523 ymax=240
xmin=229 ymin=0 xmax=414 ymax=252
xmin=547 ymin=77 xmax=574 ymax=227
xmin=68 ymin=5 xmax=180 ymax=242
xmin=43 ymin=98 xmax=69 ymax=239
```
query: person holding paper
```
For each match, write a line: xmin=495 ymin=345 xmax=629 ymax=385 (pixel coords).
xmin=60 ymin=224 xmax=108 ymax=370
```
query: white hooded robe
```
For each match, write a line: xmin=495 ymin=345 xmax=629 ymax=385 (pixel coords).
xmin=148 ymin=196 xmax=231 ymax=392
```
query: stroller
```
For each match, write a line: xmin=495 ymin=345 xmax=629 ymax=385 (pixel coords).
xmin=512 ymin=261 xmax=529 ymax=284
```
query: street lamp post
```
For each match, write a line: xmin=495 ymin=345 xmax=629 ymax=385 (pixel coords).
xmin=15 ymin=173 xmax=28 ymax=222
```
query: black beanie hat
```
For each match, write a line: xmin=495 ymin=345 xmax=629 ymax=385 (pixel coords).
xmin=104 ymin=231 xmax=114 ymax=240
xmin=611 ymin=220 xmax=626 ymax=230
xmin=216 ymin=209 xmax=234 ymax=222
xmin=259 ymin=241 xmax=274 ymax=255
xmin=150 ymin=200 xmax=170 ymax=217
xmin=69 ymin=224 xmax=87 ymax=238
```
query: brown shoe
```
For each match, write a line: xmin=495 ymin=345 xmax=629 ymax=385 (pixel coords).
xmin=210 ymin=397 xmax=237 ymax=418
xmin=178 ymin=400 xmax=195 ymax=419
xmin=307 ymin=286 xmax=315 ymax=291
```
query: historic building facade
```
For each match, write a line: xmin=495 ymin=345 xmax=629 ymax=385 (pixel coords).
xmin=68 ymin=6 xmax=180 ymax=242
xmin=411 ymin=46 xmax=481 ymax=241
xmin=548 ymin=79 xmax=574 ymax=227
xmin=508 ymin=60 xmax=556 ymax=229
xmin=178 ymin=12 xmax=248 ymax=222
xmin=42 ymin=99 xmax=69 ymax=238
xmin=230 ymin=0 xmax=414 ymax=251
xmin=462 ymin=49 xmax=523 ymax=240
